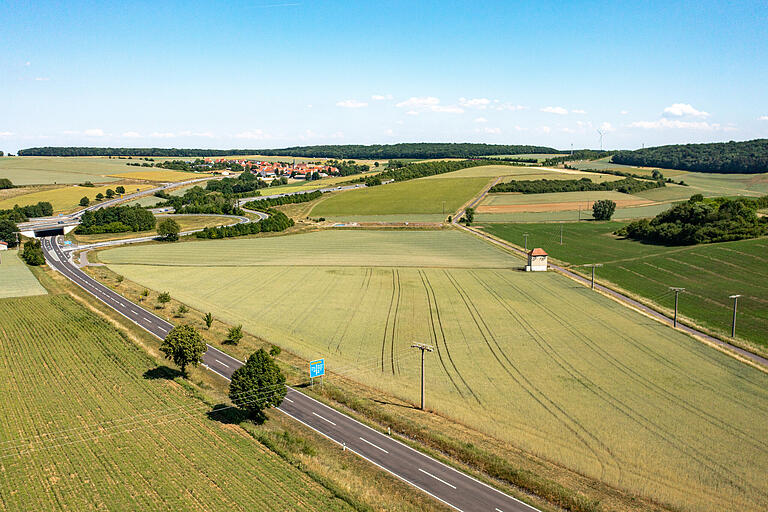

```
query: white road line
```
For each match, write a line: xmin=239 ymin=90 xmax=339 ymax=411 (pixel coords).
xmin=496 ymin=508 xmax=504 ymax=512
xmin=312 ymin=412 xmax=336 ymax=426
xmin=418 ymin=468 xmax=456 ymax=489
xmin=283 ymin=397 xmax=294 ymax=403
xmin=359 ymin=436 xmax=388 ymax=453
xmin=214 ymin=359 xmax=230 ymax=368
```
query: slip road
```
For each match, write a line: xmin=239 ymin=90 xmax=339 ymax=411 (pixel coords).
xmin=41 ymin=235 xmax=539 ymax=512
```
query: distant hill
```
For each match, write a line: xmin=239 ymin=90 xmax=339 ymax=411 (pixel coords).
xmin=18 ymin=143 xmax=561 ymax=159
xmin=612 ymin=139 xmax=768 ymax=174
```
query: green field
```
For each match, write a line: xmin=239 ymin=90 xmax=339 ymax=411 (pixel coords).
xmin=482 ymin=222 xmax=768 ymax=347
xmin=0 ymin=183 xmax=154 ymax=213
xmin=481 ymin=190 xmax=640 ymax=206
xmin=99 ymin=229 xmax=768 ymax=512
xmin=71 ymin=215 xmax=241 ymax=243
xmin=310 ymin=177 xmax=490 ymax=219
xmin=0 ymin=250 xmax=47 ymax=298
xmin=0 ymin=294 xmax=353 ymax=511
xmin=428 ymin=164 xmax=620 ymax=182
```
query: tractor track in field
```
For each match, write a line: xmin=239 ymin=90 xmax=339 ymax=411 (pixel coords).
xmin=391 ymin=269 xmax=402 ymax=375
xmin=496 ymin=271 xmax=768 ymax=502
xmin=330 ymin=267 xmax=372 ymax=354
xmin=463 ymin=270 xmax=617 ymax=481
xmin=381 ymin=269 xmax=397 ymax=373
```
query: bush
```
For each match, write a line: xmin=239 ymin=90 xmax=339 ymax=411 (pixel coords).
xmin=0 ymin=178 xmax=14 ymax=189
xmin=592 ymin=200 xmax=616 ymax=220
xmin=21 ymin=239 xmax=45 ymax=266
xmin=79 ymin=196 xmax=90 ymax=207
xmin=0 ymin=219 xmax=19 ymax=247
xmin=157 ymin=218 xmax=180 ymax=241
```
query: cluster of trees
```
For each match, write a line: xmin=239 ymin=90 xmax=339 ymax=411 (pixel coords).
xmin=363 ymin=159 xmax=509 ymax=183
xmin=18 ymin=143 xmax=561 ymax=159
xmin=0 ymin=201 xmax=53 ymax=222
xmin=21 ymin=239 xmax=45 ymax=265
xmin=205 ymin=171 xmax=269 ymax=195
xmin=0 ymin=219 xmax=19 ymax=247
xmin=158 ymin=186 xmax=244 ymax=215
xmin=592 ymin=199 xmax=617 ymax=220
xmin=616 ymin=195 xmax=768 ymax=245
xmin=242 ymin=190 xmax=322 ymax=210
xmin=612 ymin=139 xmax=768 ymax=174
xmin=157 ymin=218 xmax=180 ymax=241
xmin=0 ymin=178 xmax=14 ymax=189
xmin=76 ymin=205 xmax=156 ymax=234
xmin=325 ymin=159 xmax=370 ymax=176
xmin=489 ymin=177 xmax=663 ymax=194
xmin=196 ymin=210 xmax=293 ymax=239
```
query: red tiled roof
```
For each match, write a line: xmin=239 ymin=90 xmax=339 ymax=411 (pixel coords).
xmin=530 ymin=248 xmax=547 ymax=256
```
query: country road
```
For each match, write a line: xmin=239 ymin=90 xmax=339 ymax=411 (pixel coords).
xmin=40 ymin=235 xmax=539 ymax=512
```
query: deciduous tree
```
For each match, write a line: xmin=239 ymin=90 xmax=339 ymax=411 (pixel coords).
xmin=159 ymin=325 xmax=207 ymax=376
xmin=229 ymin=348 xmax=286 ymax=420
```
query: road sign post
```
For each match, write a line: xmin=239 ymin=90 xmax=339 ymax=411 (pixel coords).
xmin=309 ymin=358 xmax=325 ymax=386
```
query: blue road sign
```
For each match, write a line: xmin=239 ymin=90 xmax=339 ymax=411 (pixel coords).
xmin=63 ymin=241 xmax=73 ymax=245
xmin=309 ymin=359 xmax=325 ymax=378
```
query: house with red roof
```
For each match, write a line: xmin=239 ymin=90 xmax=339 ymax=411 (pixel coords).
xmin=526 ymin=248 xmax=547 ymax=272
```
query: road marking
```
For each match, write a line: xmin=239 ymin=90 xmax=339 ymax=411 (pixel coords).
xmin=312 ymin=412 xmax=336 ymax=426
xmin=214 ymin=359 xmax=230 ymax=368
xmin=418 ymin=468 xmax=456 ymax=489
xmin=359 ymin=436 xmax=388 ymax=453
xmin=496 ymin=508 xmax=504 ymax=512
xmin=283 ymin=397 xmax=294 ymax=403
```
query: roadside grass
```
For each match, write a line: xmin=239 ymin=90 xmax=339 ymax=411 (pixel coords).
xmin=0 ymin=249 xmax=47 ymax=298
xmin=0 ymin=183 xmax=154 ymax=213
xmin=481 ymin=222 xmax=768 ymax=349
xmin=95 ymin=229 xmax=768 ymax=512
xmin=70 ymin=214 xmax=241 ymax=244
xmin=0 ymin=293 xmax=356 ymax=512
xmin=310 ymin=177 xmax=490 ymax=219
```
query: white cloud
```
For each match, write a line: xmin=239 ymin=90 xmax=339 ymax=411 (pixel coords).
xmin=34 ymin=77 xmax=50 ymax=81
xmin=336 ymin=99 xmax=368 ymax=108
xmin=234 ymin=129 xmax=270 ymax=139
xmin=759 ymin=115 xmax=768 ymax=121
xmin=629 ymin=118 xmax=720 ymax=130
xmin=371 ymin=94 xmax=393 ymax=101
xmin=150 ymin=131 xmax=176 ymax=138
xmin=571 ymin=109 xmax=587 ymax=114
xmin=395 ymin=96 xmax=463 ymax=114
xmin=24 ymin=61 xmax=31 ymax=67
xmin=620 ymin=110 xmax=629 ymax=115
xmin=663 ymin=103 xmax=709 ymax=118
xmin=493 ymin=103 xmax=527 ymax=111
xmin=385 ymin=129 xmax=394 ymax=136
xmin=477 ymin=127 xmax=501 ymax=134
xmin=329 ymin=131 xmax=345 ymax=139
xmin=122 ymin=131 xmax=142 ymax=138
xmin=541 ymin=106 xmax=568 ymax=115
xmin=84 ymin=128 xmax=105 ymax=137
xmin=396 ymin=96 xmax=440 ymax=108
xmin=538 ymin=126 xmax=552 ymax=134
xmin=599 ymin=122 xmax=615 ymax=132
xmin=0 ymin=131 xmax=14 ymax=137
xmin=179 ymin=130 xmax=215 ymax=138
xmin=459 ymin=97 xmax=491 ymax=109
xmin=474 ymin=117 xmax=488 ymax=123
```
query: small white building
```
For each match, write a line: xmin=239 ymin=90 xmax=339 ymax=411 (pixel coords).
xmin=0 ymin=241 xmax=8 ymax=251
xmin=526 ymin=248 xmax=548 ymax=272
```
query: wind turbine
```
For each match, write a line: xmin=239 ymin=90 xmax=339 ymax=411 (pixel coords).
xmin=596 ymin=129 xmax=604 ymax=151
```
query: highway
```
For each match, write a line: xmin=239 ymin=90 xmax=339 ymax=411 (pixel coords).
xmin=40 ymin=235 xmax=539 ymax=512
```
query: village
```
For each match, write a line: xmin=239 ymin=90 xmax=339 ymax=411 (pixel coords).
xmin=202 ymin=158 xmax=338 ymax=180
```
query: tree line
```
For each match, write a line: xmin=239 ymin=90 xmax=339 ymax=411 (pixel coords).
xmin=0 ymin=201 xmax=54 ymax=222
xmin=488 ymin=177 xmax=664 ymax=194
xmin=18 ymin=143 xmax=561 ymax=159
xmin=242 ymin=190 xmax=322 ymax=210
xmin=195 ymin=210 xmax=293 ymax=239
xmin=542 ymin=150 xmax=614 ymax=167
xmin=616 ymin=194 xmax=768 ymax=245
xmin=360 ymin=159 xmax=511 ymax=183
xmin=76 ymin=205 xmax=156 ymax=234
xmin=157 ymin=186 xmax=244 ymax=216
xmin=612 ymin=139 xmax=768 ymax=174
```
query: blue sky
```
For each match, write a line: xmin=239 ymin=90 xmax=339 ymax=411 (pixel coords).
xmin=1 ymin=0 xmax=767 ymax=152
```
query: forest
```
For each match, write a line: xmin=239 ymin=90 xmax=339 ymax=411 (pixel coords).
xmin=616 ymin=195 xmax=768 ymax=245
xmin=611 ymin=139 xmax=768 ymax=173
xmin=489 ymin=177 xmax=663 ymax=194
xmin=17 ymin=143 xmax=560 ymax=159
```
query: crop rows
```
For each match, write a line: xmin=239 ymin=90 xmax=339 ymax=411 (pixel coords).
xmin=0 ymin=294 xmax=351 ymax=511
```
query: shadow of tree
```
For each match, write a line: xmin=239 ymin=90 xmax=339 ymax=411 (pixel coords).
xmin=206 ymin=404 xmax=259 ymax=424
xmin=143 ymin=366 xmax=183 ymax=380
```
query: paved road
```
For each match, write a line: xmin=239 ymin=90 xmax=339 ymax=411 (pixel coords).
xmin=40 ymin=235 xmax=538 ymax=512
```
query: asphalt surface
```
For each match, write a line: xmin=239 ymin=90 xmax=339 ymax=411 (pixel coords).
xmin=41 ymin=235 xmax=538 ymax=512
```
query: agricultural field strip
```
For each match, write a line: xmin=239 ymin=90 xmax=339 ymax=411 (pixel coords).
xmin=0 ymin=294 xmax=351 ymax=511
xmin=100 ymin=227 xmax=768 ymax=511
xmin=42 ymin=237 xmax=540 ymax=512
xmin=0 ymin=250 xmax=48 ymax=298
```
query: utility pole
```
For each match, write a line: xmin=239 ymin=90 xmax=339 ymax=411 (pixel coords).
xmin=584 ymin=263 xmax=603 ymax=289
xmin=729 ymin=295 xmax=742 ymax=338
xmin=410 ymin=343 xmax=434 ymax=410
xmin=523 ymin=233 xmax=529 ymax=252
xmin=670 ymin=287 xmax=685 ymax=327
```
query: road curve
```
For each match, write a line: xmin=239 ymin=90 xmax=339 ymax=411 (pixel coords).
xmin=40 ymin=235 xmax=539 ymax=512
